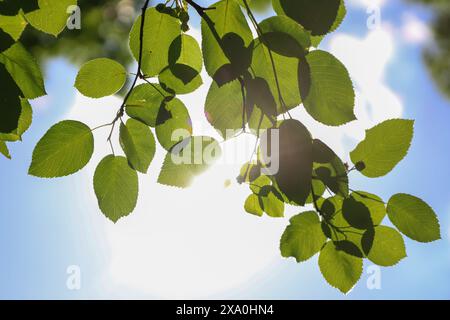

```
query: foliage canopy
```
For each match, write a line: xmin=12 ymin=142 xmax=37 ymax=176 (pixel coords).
xmin=0 ymin=0 xmax=441 ymax=293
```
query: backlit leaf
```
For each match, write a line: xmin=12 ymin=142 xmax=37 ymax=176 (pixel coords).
xmin=298 ymin=50 xmax=355 ymax=126
xmin=94 ymin=155 xmax=138 ymax=222
xmin=158 ymin=136 xmax=221 ymax=188
xmin=29 ymin=120 xmax=94 ymax=178
xmin=387 ymin=193 xmax=441 ymax=242
xmin=119 ymin=118 xmax=156 ymax=174
xmin=129 ymin=7 xmax=180 ymax=77
xmin=0 ymin=42 xmax=46 ymax=99
xmin=25 ymin=0 xmax=77 ymax=36
xmin=273 ymin=0 xmax=341 ymax=36
xmin=201 ymin=0 xmax=253 ymax=78
xmin=75 ymin=58 xmax=127 ymax=98
xmin=280 ymin=211 xmax=326 ymax=262
xmin=364 ymin=226 xmax=407 ymax=266
xmin=125 ymin=83 xmax=171 ymax=127
xmin=319 ymin=241 xmax=363 ymax=294
xmin=350 ymin=119 xmax=414 ymax=178
xmin=155 ymin=97 xmax=192 ymax=151
xmin=244 ymin=194 xmax=263 ymax=217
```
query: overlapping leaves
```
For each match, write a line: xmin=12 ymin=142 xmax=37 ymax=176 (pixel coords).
xmin=12 ymin=0 xmax=440 ymax=296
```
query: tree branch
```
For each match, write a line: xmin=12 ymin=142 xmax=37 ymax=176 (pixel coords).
xmin=106 ymin=0 xmax=151 ymax=153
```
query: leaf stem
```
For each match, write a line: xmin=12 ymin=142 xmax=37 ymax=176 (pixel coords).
xmin=242 ymin=0 xmax=292 ymax=119
xmin=105 ymin=0 xmax=151 ymax=153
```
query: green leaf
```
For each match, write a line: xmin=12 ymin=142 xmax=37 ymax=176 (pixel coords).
xmin=342 ymin=196 xmax=373 ymax=230
xmin=319 ymin=241 xmax=363 ymax=294
xmin=280 ymin=211 xmax=327 ymax=262
xmin=298 ymin=50 xmax=355 ymax=126
xmin=387 ymin=193 xmax=441 ymax=242
xmin=158 ymin=136 xmax=222 ymax=188
xmin=244 ymin=194 xmax=263 ymax=217
xmin=29 ymin=120 xmax=94 ymax=178
xmin=351 ymin=191 xmax=386 ymax=225
xmin=313 ymin=139 xmax=348 ymax=197
xmin=0 ymin=11 xmax=27 ymax=40
xmin=364 ymin=226 xmax=406 ymax=266
xmin=129 ymin=7 xmax=180 ymax=77
xmin=305 ymin=178 xmax=326 ymax=204
xmin=0 ymin=97 xmax=32 ymax=141
xmin=251 ymin=39 xmax=301 ymax=113
xmin=0 ymin=63 xmax=21 ymax=133
xmin=201 ymin=0 xmax=253 ymax=78
xmin=258 ymin=15 xmax=311 ymax=57
xmin=159 ymin=34 xmax=203 ymax=94
xmin=93 ymin=155 xmax=138 ymax=223
xmin=205 ymin=79 xmax=244 ymax=139
xmin=273 ymin=0 xmax=341 ymax=36
xmin=25 ymin=0 xmax=77 ymax=36
xmin=0 ymin=140 xmax=11 ymax=159
xmin=259 ymin=185 xmax=285 ymax=218
xmin=75 ymin=58 xmax=127 ymax=98
xmin=310 ymin=0 xmax=346 ymax=47
xmin=261 ymin=119 xmax=313 ymax=205
xmin=119 ymin=118 xmax=156 ymax=174
xmin=0 ymin=42 xmax=46 ymax=99
xmin=155 ymin=97 xmax=192 ymax=151
xmin=250 ymin=175 xmax=271 ymax=194
xmin=323 ymin=193 xmax=386 ymax=257
xmin=350 ymin=119 xmax=414 ymax=178
xmin=244 ymin=77 xmax=277 ymax=131
xmin=237 ymin=161 xmax=261 ymax=184
xmin=125 ymin=83 xmax=170 ymax=127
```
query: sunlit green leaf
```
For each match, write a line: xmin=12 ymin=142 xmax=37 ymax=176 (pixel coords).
xmin=75 ymin=58 xmax=127 ymax=98
xmin=201 ymin=0 xmax=253 ymax=78
xmin=94 ymin=155 xmax=138 ymax=222
xmin=125 ymin=83 xmax=170 ymax=127
xmin=350 ymin=119 xmax=414 ymax=177
xmin=280 ymin=211 xmax=326 ymax=262
xmin=319 ymin=241 xmax=363 ymax=294
xmin=158 ymin=136 xmax=221 ymax=188
xmin=155 ymin=97 xmax=192 ymax=151
xmin=0 ymin=140 xmax=10 ymax=159
xmin=159 ymin=34 xmax=203 ymax=94
xmin=258 ymin=15 xmax=311 ymax=57
xmin=259 ymin=185 xmax=285 ymax=217
xmin=364 ymin=226 xmax=407 ymax=266
xmin=298 ymin=50 xmax=355 ymax=126
xmin=120 ymin=118 xmax=156 ymax=174
xmin=387 ymin=193 xmax=441 ymax=242
xmin=0 ymin=11 xmax=27 ymax=40
xmin=313 ymin=139 xmax=348 ymax=197
xmin=0 ymin=42 xmax=46 ymax=99
xmin=25 ymin=0 xmax=77 ymax=36
xmin=251 ymin=39 xmax=301 ymax=114
xmin=129 ymin=7 xmax=180 ymax=77
xmin=29 ymin=120 xmax=94 ymax=178
xmin=244 ymin=194 xmax=263 ymax=217
xmin=205 ymin=79 xmax=244 ymax=139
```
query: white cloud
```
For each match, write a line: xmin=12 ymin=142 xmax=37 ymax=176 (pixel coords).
xmin=400 ymin=13 xmax=431 ymax=45
xmin=66 ymin=26 xmax=403 ymax=298
xmin=348 ymin=0 xmax=387 ymax=9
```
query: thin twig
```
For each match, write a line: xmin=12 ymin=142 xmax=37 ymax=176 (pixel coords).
xmin=105 ymin=0 xmax=151 ymax=154
xmin=242 ymin=0 xmax=292 ymax=119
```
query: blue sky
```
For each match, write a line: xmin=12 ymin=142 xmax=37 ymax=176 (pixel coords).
xmin=0 ymin=0 xmax=449 ymax=299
